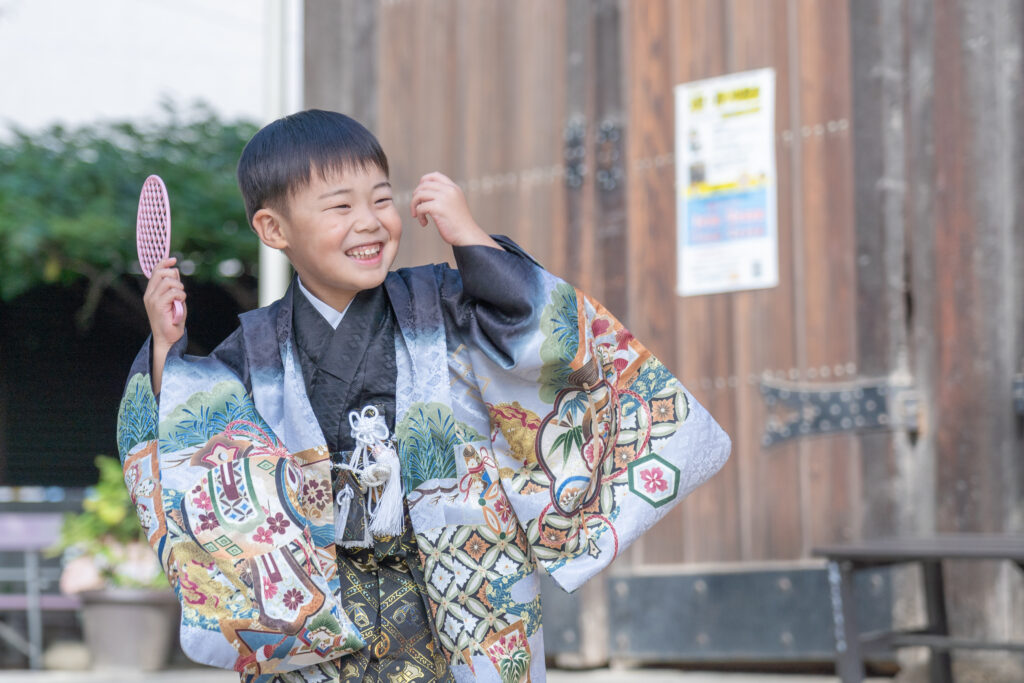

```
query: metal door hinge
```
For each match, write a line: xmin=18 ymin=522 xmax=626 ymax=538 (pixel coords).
xmin=564 ymin=118 xmax=586 ymax=190
xmin=760 ymin=376 xmax=920 ymax=447
xmin=595 ymin=119 xmax=623 ymax=193
xmin=1014 ymin=373 xmax=1024 ymax=415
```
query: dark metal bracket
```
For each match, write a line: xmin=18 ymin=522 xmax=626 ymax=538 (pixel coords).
xmin=595 ymin=119 xmax=623 ymax=193
xmin=760 ymin=376 xmax=919 ymax=448
xmin=564 ymin=118 xmax=586 ymax=190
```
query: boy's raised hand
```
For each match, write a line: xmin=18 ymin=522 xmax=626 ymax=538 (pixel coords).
xmin=143 ymin=257 xmax=186 ymax=393
xmin=410 ymin=172 xmax=499 ymax=249
xmin=144 ymin=257 xmax=187 ymax=345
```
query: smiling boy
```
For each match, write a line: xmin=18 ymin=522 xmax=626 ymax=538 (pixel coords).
xmin=121 ymin=110 xmax=730 ymax=682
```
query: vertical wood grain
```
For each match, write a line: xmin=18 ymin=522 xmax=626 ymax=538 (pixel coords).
xmin=796 ymin=0 xmax=861 ymax=551
xmin=670 ymin=0 xmax=743 ymax=564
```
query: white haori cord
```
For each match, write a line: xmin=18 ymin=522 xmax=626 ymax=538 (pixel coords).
xmin=332 ymin=405 xmax=404 ymax=539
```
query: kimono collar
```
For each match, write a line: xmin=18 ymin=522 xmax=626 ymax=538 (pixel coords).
xmin=239 ymin=268 xmax=453 ymax=455
xmin=238 ymin=279 xmax=326 ymax=455
xmin=296 ymin=276 xmax=351 ymax=329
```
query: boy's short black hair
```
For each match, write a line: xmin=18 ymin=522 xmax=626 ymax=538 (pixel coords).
xmin=237 ymin=109 xmax=390 ymax=225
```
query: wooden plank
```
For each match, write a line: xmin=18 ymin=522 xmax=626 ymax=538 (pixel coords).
xmin=847 ymin=0 xmax=909 ymax=541
xmin=490 ymin=0 xmax=515 ymax=247
xmin=624 ymin=0 xmax=677 ymax=369
xmin=563 ymin=0 xmax=595 ymax=296
xmin=512 ymin=0 xmax=568 ymax=274
xmin=905 ymin=0 xmax=939 ymax=536
xmin=756 ymin=0 xmax=804 ymax=561
xmin=726 ymin=0 xmax=804 ymax=562
xmin=927 ymin=0 xmax=1023 ymax=643
xmin=544 ymin=0 xmax=569 ymax=274
xmin=536 ymin=0 xmax=570 ymax=279
xmin=592 ymin=0 xmax=628 ymax=320
xmin=376 ymin=1 xmax=434 ymax=267
xmin=621 ymin=0 xmax=679 ymax=567
xmin=453 ymin=0 xmax=483 ymax=252
xmin=931 ymin=0 xmax=988 ymax=533
xmin=512 ymin=0 xmax=538 ymax=258
xmin=670 ymin=0 xmax=742 ymax=565
xmin=794 ymin=0 xmax=861 ymax=552
xmin=303 ymin=0 xmax=378 ymax=124
xmin=933 ymin=0 xmax=1021 ymax=536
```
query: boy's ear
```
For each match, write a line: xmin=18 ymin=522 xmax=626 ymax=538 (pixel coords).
xmin=251 ymin=208 xmax=289 ymax=250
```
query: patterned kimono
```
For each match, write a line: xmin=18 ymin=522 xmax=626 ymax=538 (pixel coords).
xmin=116 ymin=238 xmax=731 ymax=682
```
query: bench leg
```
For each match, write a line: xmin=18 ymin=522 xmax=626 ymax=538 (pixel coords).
xmin=828 ymin=560 xmax=865 ymax=683
xmin=921 ymin=560 xmax=952 ymax=683
xmin=25 ymin=550 xmax=42 ymax=670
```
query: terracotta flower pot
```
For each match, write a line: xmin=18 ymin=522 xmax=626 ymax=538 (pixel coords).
xmin=78 ymin=588 xmax=179 ymax=670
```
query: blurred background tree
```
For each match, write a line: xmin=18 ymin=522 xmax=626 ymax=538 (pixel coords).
xmin=0 ymin=102 xmax=260 ymax=329
xmin=0 ymin=103 xmax=262 ymax=486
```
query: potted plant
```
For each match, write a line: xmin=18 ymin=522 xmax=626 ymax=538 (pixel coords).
xmin=50 ymin=455 xmax=179 ymax=670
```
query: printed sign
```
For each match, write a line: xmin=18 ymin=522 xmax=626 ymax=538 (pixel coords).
xmin=675 ymin=68 xmax=778 ymax=296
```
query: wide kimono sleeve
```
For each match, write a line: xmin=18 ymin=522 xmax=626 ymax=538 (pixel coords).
xmin=440 ymin=237 xmax=731 ymax=594
xmin=115 ymin=330 xmax=363 ymax=675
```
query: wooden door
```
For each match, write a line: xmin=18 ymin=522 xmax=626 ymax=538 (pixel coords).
xmin=304 ymin=0 xmax=1024 ymax=664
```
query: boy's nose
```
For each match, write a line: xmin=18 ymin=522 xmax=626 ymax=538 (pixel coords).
xmin=353 ymin=212 xmax=383 ymax=232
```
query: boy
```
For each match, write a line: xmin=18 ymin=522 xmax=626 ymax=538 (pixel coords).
xmin=119 ymin=110 xmax=730 ymax=683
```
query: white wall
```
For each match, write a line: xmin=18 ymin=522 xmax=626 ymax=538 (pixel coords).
xmin=0 ymin=0 xmax=272 ymax=133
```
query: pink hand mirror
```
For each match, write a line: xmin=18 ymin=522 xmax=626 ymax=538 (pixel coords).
xmin=136 ymin=174 xmax=183 ymax=323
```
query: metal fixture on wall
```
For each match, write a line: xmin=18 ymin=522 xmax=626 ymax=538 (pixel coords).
xmin=760 ymin=376 xmax=920 ymax=447
xmin=564 ymin=117 xmax=587 ymax=191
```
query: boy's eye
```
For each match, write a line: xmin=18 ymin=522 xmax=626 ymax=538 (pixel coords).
xmin=332 ymin=204 xmax=351 ymax=211
xmin=375 ymin=197 xmax=393 ymax=205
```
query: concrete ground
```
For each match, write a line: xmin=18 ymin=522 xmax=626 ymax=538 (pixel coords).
xmin=0 ymin=667 xmax=887 ymax=683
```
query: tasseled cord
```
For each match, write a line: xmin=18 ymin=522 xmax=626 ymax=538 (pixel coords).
xmin=337 ymin=405 xmax=404 ymax=538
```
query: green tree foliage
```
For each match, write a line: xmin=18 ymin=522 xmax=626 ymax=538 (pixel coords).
xmin=0 ymin=103 xmax=260 ymax=324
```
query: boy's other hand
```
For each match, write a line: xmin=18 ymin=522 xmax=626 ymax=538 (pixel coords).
xmin=410 ymin=172 xmax=499 ymax=249
xmin=143 ymin=257 xmax=187 ymax=352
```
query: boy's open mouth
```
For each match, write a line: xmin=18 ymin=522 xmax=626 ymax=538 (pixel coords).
xmin=345 ymin=242 xmax=383 ymax=260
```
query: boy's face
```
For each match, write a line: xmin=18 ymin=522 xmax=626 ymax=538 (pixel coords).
xmin=257 ymin=164 xmax=402 ymax=311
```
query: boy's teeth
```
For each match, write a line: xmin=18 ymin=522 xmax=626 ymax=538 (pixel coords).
xmin=347 ymin=244 xmax=381 ymax=258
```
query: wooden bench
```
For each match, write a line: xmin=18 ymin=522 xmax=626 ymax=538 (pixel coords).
xmin=813 ymin=534 xmax=1024 ymax=683
xmin=0 ymin=513 xmax=81 ymax=669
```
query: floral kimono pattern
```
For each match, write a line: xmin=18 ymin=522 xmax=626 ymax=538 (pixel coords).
xmin=117 ymin=239 xmax=730 ymax=681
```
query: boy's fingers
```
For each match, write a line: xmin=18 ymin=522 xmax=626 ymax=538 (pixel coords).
xmin=153 ymin=270 xmax=183 ymax=283
xmin=411 ymin=183 xmax=451 ymax=215
xmin=150 ymin=267 xmax=181 ymax=283
xmin=415 ymin=199 xmax=437 ymax=226
xmin=417 ymin=179 xmax=450 ymax=194
xmin=420 ymin=171 xmax=452 ymax=184
xmin=410 ymin=189 xmax=437 ymax=219
xmin=413 ymin=179 xmax=453 ymax=200
xmin=152 ymin=276 xmax=185 ymax=298
xmin=159 ymin=281 xmax=185 ymax=295
xmin=413 ymin=201 xmax=431 ymax=226
xmin=152 ymin=256 xmax=176 ymax=270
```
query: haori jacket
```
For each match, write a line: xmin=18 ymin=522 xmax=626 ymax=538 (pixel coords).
xmin=116 ymin=237 xmax=731 ymax=681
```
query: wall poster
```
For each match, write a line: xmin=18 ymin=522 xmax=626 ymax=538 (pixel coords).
xmin=675 ymin=68 xmax=778 ymax=296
